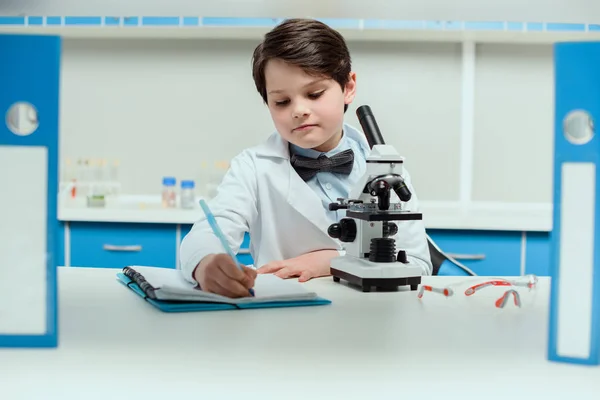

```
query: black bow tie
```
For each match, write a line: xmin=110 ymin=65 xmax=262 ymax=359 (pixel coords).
xmin=291 ymin=148 xmax=354 ymax=181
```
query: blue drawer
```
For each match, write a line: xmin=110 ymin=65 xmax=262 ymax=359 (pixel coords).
xmin=70 ymin=222 xmax=177 ymax=269
xmin=236 ymin=253 xmax=254 ymax=266
xmin=524 ymin=231 xmax=551 ymax=276
xmin=427 ymin=229 xmax=522 ymax=276
xmin=104 ymin=17 xmax=120 ymax=26
xmin=56 ymin=222 xmax=66 ymax=267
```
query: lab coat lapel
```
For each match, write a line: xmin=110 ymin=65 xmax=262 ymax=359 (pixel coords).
xmin=254 ymin=132 xmax=333 ymax=235
xmin=286 ymin=164 xmax=333 ymax=234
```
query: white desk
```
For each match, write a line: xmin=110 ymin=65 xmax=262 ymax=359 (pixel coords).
xmin=1 ymin=268 xmax=599 ymax=399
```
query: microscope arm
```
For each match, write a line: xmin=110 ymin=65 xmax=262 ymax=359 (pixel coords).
xmin=383 ymin=172 xmax=433 ymax=276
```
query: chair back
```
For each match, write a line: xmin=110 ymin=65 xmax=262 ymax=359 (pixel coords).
xmin=426 ymin=234 xmax=477 ymax=276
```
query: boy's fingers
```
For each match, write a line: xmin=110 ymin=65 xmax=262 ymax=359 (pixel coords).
xmin=298 ymin=270 xmax=314 ymax=283
xmin=212 ymin=281 xmax=242 ymax=298
xmin=243 ymin=266 xmax=257 ymax=280
xmin=218 ymin=256 xmax=246 ymax=281
xmin=241 ymin=267 xmax=257 ymax=289
xmin=257 ymin=262 xmax=283 ymax=274
xmin=274 ymin=267 xmax=297 ymax=279
xmin=213 ymin=273 xmax=252 ymax=298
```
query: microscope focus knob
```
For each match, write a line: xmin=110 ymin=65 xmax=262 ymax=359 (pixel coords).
xmin=327 ymin=218 xmax=357 ymax=242
xmin=328 ymin=224 xmax=342 ymax=238
xmin=383 ymin=222 xmax=398 ymax=237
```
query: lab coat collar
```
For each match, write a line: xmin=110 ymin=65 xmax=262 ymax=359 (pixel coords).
xmin=251 ymin=123 xmax=369 ymax=249
xmin=254 ymin=123 xmax=371 ymax=160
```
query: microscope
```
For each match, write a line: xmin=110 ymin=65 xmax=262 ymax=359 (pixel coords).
xmin=327 ymin=105 xmax=423 ymax=292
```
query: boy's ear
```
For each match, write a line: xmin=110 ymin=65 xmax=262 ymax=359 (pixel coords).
xmin=343 ymin=72 xmax=357 ymax=106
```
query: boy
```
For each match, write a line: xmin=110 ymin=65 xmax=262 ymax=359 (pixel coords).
xmin=179 ymin=18 xmax=432 ymax=297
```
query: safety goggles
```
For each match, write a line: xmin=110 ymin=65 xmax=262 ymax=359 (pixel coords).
xmin=416 ymin=274 xmax=540 ymax=310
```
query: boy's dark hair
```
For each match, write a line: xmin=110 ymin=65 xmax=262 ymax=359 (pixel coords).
xmin=251 ymin=18 xmax=352 ymax=112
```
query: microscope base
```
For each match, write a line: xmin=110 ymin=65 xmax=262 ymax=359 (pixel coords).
xmin=330 ymin=256 xmax=422 ymax=292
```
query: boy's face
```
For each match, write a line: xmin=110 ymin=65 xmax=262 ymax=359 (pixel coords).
xmin=264 ymin=59 xmax=356 ymax=152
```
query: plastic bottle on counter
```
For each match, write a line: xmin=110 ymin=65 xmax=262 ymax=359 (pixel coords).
xmin=162 ymin=176 xmax=177 ymax=208
xmin=180 ymin=180 xmax=196 ymax=209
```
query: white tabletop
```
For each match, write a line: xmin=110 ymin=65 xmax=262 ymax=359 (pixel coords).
xmin=1 ymin=267 xmax=599 ymax=399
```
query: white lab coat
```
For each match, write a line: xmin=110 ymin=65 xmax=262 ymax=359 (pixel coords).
xmin=179 ymin=124 xmax=433 ymax=283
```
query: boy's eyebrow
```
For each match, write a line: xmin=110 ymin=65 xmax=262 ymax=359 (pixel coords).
xmin=267 ymin=78 xmax=327 ymax=95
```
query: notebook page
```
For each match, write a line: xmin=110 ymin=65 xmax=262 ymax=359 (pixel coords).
xmin=251 ymin=274 xmax=316 ymax=299
xmin=127 ymin=266 xmax=317 ymax=303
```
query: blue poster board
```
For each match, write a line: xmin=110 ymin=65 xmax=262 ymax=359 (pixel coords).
xmin=548 ymin=42 xmax=600 ymax=365
xmin=0 ymin=34 xmax=61 ymax=347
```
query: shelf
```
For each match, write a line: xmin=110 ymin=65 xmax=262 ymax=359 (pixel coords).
xmin=57 ymin=195 xmax=552 ymax=231
xmin=1 ymin=24 xmax=600 ymax=44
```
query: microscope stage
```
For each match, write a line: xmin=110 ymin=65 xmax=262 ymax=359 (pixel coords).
xmin=346 ymin=210 xmax=422 ymax=222
xmin=330 ymin=255 xmax=422 ymax=292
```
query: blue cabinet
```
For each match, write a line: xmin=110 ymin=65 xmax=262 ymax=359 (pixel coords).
xmin=70 ymin=222 xmax=177 ymax=269
xmin=427 ymin=229 xmax=523 ymax=276
xmin=524 ymin=232 xmax=551 ymax=276
xmin=56 ymin=222 xmax=66 ymax=267
xmin=58 ymin=221 xmax=549 ymax=276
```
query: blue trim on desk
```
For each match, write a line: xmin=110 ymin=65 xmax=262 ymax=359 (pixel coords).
xmin=423 ymin=21 xmax=445 ymax=30
xmin=142 ymin=17 xmax=180 ymax=26
xmin=527 ymin=22 xmax=545 ymax=31
xmin=65 ymin=16 xmax=102 ymax=25
xmin=0 ymin=34 xmax=61 ymax=348
xmin=104 ymin=17 xmax=120 ymax=26
xmin=507 ymin=22 xmax=524 ymax=31
xmin=316 ymin=18 xmax=361 ymax=29
xmin=548 ymin=42 xmax=600 ymax=366
xmin=201 ymin=17 xmax=281 ymax=27
xmin=123 ymin=17 xmax=139 ymax=26
xmin=27 ymin=17 xmax=43 ymax=26
xmin=1 ymin=16 xmax=600 ymax=34
xmin=464 ymin=21 xmax=505 ymax=30
xmin=182 ymin=17 xmax=199 ymax=26
xmin=362 ymin=20 xmax=424 ymax=29
xmin=46 ymin=17 xmax=62 ymax=26
xmin=444 ymin=21 xmax=463 ymax=30
xmin=546 ymin=23 xmax=586 ymax=32
xmin=0 ymin=17 xmax=25 ymax=25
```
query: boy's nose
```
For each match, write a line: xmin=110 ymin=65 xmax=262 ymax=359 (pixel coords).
xmin=292 ymin=104 xmax=310 ymax=119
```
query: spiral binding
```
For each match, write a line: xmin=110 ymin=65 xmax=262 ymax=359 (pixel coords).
xmin=122 ymin=266 xmax=157 ymax=300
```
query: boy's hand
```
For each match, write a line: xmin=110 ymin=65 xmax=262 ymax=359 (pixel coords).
xmin=256 ymin=249 xmax=339 ymax=282
xmin=193 ymin=253 xmax=257 ymax=298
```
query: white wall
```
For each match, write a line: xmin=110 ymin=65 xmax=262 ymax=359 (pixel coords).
xmin=60 ymin=38 xmax=274 ymax=195
xmin=4 ymin=0 xmax=597 ymax=23
xmin=58 ymin=36 xmax=555 ymax=206
xmin=472 ymin=44 xmax=554 ymax=204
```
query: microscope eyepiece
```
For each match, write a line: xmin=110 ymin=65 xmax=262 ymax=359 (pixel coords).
xmin=356 ymin=105 xmax=385 ymax=149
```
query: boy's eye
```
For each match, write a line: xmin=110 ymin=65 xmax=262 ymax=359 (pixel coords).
xmin=274 ymin=99 xmax=290 ymax=106
xmin=308 ymin=90 xmax=325 ymax=99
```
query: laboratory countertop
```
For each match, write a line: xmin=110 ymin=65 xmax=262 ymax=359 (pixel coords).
xmin=58 ymin=195 xmax=204 ymax=224
xmin=0 ymin=268 xmax=598 ymax=399
xmin=57 ymin=195 xmax=553 ymax=231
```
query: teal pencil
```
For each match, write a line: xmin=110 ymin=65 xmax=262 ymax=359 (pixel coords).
xmin=199 ymin=199 xmax=255 ymax=297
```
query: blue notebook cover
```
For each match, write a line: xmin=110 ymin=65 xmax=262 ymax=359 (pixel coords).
xmin=116 ymin=272 xmax=332 ymax=313
xmin=0 ymin=34 xmax=61 ymax=348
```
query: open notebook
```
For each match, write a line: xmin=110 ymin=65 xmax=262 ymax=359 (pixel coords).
xmin=116 ymin=266 xmax=331 ymax=312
